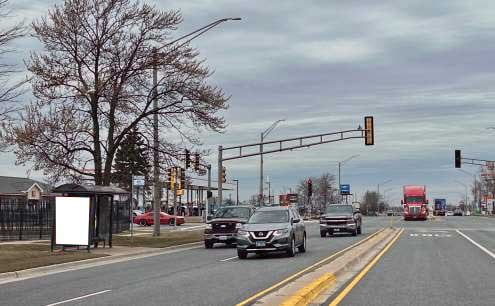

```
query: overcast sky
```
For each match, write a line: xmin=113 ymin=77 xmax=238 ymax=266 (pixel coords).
xmin=3 ymin=0 xmax=495 ymax=205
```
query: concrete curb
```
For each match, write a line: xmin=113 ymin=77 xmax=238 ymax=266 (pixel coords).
xmin=0 ymin=241 xmax=202 ymax=284
xmin=280 ymin=273 xmax=336 ymax=306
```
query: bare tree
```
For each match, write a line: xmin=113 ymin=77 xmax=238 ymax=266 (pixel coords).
xmin=0 ymin=0 xmax=25 ymax=147
xmin=8 ymin=0 xmax=228 ymax=185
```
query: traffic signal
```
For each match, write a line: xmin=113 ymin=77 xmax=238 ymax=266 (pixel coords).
xmin=180 ymin=167 xmax=186 ymax=190
xmin=166 ymin=168 xmax=175 ymax=190
xmin=194 ymin=152 xmax=200 ymax=171
xmin=455 ymin=150 xmax=461 ymax=168
xmin=185 ymin=149 xmax=191 ymax=169
xmin=221 ymin=166 xmax=227 ymax=183
xmin=307 ymin=179 xmax=313 ymax=197
xmin=364 ymin=116 xmax=374 ymax=146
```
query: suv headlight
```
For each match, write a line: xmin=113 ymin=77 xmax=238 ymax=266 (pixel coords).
xmin=205 ymin=223 xmax=212 ymax=230
xmin=236 ymin=223 xmax=242 ymax=229
xmin=273 ymin=229 xmax=289 ymax=236
xmin=237 ymin=230 xmax=249 ymax=237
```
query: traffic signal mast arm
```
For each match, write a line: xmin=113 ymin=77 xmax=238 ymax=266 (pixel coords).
xmin=455 ymin=150 xmax=495 ymax=167
xmin=221 ymin=128 xmax=367 ymax=162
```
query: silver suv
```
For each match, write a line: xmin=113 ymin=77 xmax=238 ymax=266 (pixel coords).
xmin=320 ymin=204 xmax=362 ymax=237
xmin=236 ymin=206 xmax=306 ymax=259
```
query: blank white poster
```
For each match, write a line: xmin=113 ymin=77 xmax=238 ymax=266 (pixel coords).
xmin=55 ymin=197 xmax=90 ymax=246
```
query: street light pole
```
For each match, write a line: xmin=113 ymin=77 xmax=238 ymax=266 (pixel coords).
xmin=233 ymin=179 xmax=239 ymax=205
xmin=151 ymin=17 xmax=241 ymax=235
xmin=458 ymin=169 xmax=478 ymax=213
xmin=377 ymin=179 xmax=392 ymax=214
xmin=259 ymin=119 xmax=285 ymax=206
xmin=337 ymin=155 xmax=359 ymax=203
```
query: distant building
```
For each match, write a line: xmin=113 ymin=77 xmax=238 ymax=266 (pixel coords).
xmin=0 ymin=176 xmax=50 ymax=200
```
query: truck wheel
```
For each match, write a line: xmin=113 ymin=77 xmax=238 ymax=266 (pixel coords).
xmin=320 ymin=231 xmax=327 ymax=238
xmin=204 ymin=240 xmax=214 ymax=249
xmin=237 ymin=249 xmax=247 ymax=259
xmin=352 ymin=228 xmax=357 ymax=236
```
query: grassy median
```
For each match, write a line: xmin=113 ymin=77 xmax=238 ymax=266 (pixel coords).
xmin=0 ymin=244 xmax=107 ymax=273
xmin=112 ymin=230 xmax=203 ymax=248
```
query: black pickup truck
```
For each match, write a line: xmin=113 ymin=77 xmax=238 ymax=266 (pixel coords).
xmin=204 ymin=206 xmax=254 ymax=248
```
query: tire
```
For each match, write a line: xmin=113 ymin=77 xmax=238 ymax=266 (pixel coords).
xmin=204 ymin=240 xmax=214 ymax=249
xmin=287 ymin=236 xmax=296 ymax=257
xmin=169 ymin=218 xmax=175 ymax=226
xmin=357 ymin=225 xmax=362 ymax=235
xmin=328 ymin=230 xmax=333 ymax=236
xmin=352 ymin=227 xmax=357 ymax=236
xmin=320 ymin=231 xmax=326 ymax=238
xmin=237 ymin=249 xmax=247 ymax=259
xmin=298 ymin=234 xmax=306 ymax=253
xmin=139 ymin=220 xmax=147 ymax=226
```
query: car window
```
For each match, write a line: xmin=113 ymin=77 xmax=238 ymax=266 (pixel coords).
xmin=248 ymin=210 xmax=289 ymax=224
xmin=214 ymin=207 xmax=251 ymax=219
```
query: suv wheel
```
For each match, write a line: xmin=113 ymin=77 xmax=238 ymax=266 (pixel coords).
xmin=320 ymin=231 xmax=326 ymax=238
xmin=204 ymin=240 xmax=214 ymax=249
xmin=352 ymin=227 xmax=358 ymax=236
xmin=287 ymin=236 xmax=296 ymax=257
xmin=298 ymin=234 xmax=306 ymax=253
xmin=237 ymin=249 xmax=247 ymax=259
xmin=357 ymin=225 xmax=362 ymax=235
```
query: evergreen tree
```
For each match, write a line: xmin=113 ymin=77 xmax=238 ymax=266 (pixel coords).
xmin=112 ymin=128 xmax=150 ymax=191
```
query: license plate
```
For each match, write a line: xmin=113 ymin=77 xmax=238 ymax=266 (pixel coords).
xmin=256 ymin=241 xmax=266 ymax=247
xmin=219 ymin=236 xmax=227 ymax=241
xmin=334 ymin=228 xmax=340 ymax=232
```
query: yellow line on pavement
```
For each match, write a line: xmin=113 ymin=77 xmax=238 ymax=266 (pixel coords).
xmin=235 ymin=228 xmax=385 ymax=306
xmin=280 ymin=272 xmax=336 ymax=306
xmin=328 ymin=228 xmax=404 ymax=306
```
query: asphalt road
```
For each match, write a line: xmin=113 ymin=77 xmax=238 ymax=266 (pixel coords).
xmin=332 ymin=216 xmax=495 ymax=306
xmin=0 ymin=217 xmax=389 ymax=306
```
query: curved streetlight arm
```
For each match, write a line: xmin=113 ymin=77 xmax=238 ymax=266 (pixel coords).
xmin=341 ymin=154 xmax=360 ymax=165
xmin=157 ymin=17 xmax=241 ymax=53
xmin=262 ymin=119 xmax=286 ymax=138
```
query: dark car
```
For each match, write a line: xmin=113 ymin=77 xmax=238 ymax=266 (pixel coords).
xmin=204 ymin=206 xmax=253 ymax=248
xmin=320 ymin=204 xmax=362 ymax=237
xmin=236 ymin=206 xmax=306 ymax=259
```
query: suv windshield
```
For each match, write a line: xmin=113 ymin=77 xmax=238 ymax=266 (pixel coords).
xmin=326 ymin=205 xmax=353 ymax=214
xmin=248 ymin=210 xmax=289 ymax=224
xmin=214 ymin=207 xmax=251 ymax=219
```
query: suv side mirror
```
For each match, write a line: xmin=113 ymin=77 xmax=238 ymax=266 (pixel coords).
xmin=292 ymin=218 xmax=300 ymax=223
xmin=206 ymin=215 xmax=213 ymax=221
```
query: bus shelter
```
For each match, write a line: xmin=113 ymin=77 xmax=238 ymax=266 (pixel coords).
xmin=51 ymin=184 xmax=130 ymax=251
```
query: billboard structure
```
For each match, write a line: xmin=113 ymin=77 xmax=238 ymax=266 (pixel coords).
xmin=55 ymin=197 xmax=91 ymax=249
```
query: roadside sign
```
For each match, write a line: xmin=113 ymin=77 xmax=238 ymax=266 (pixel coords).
xmin=340 ymin=184 xmax=350 ymax=195
xmin=132 ymin=175 xmax=145 ymax=187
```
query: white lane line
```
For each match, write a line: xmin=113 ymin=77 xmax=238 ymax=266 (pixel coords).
xmin=456 ymin=229 xmax=495 ymax=260
xmin=220 ymin=256 xmax=238 ymax=262
xmin=45 ymin=290 xmax=111 ymax=306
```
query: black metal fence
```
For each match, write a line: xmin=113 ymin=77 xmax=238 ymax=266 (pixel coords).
xmin=0 ymin=195 xmax=130 ymax=241
xmin=0 ymin=196 xmax=54 ymax=241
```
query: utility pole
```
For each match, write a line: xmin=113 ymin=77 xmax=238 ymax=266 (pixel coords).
xmin=206 ymin=164 xmax=212 ymax=220
xmin=152 ymin=48 xmax=160 ymax=237
xmin=218 ymin=145 xmax=223 ymax=207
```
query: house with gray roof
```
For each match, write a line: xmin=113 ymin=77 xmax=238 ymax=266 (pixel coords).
xmin=0 ymin=176 xmax=50 ymax=200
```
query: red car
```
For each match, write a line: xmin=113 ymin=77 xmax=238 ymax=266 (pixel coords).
xmin=134 ymin=212 xmax=185 ymax=226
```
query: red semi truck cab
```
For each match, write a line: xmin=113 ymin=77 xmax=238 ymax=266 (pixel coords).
xmin=402 ymin=185 xmax=428 ymax=221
